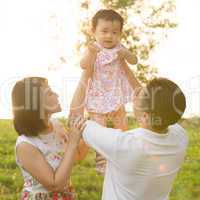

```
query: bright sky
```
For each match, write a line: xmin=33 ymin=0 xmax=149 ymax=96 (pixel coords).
xmin=150 ymin=0 xmax=200 ymax=116
xmin=0 ymin=0 xmax=199 ymax=118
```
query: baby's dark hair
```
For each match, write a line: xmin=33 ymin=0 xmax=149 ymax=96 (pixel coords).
xmin=92 ymin=9 xmax=124 ymax=31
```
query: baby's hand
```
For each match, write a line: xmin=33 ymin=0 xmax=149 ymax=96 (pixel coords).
xmin=80 ymin=43 xmax=100 ymax=71
xmin=87 ymin=43 xmax=100 ymax=54
xmin=118 ymin=48 xmax=138 ymax=65
xmin=117 ymin=49 xmax=127 ymax=61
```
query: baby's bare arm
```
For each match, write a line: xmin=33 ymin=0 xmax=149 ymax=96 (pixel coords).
xmin=119 ymin=58 xmax=141 ymax=90
xmin=80 ymin=44 xmax=100 ymax=77
xmin=125 ymin=49 xmax=138 ymax=65
xmin=118 ymin=48 xmax=138 ymax=65
xmin=80 ymin=50 xmax=96 ymax=69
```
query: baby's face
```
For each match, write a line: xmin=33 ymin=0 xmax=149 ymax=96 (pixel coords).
xmin=93 ymin=19 xmax=122 ymax=49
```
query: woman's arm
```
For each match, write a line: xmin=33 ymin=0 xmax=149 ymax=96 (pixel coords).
xmin=75 ymin=139 xmax=89 ymax=161
xmin=16 ymin=123 xmax=85 ymax=192
xmin=57 ymin=122 xmax=89 ymax=162
xmin=68 ymin=70 xmax=91 ymax=124
xmin=67 ymin=62 xmax=92 ymax=161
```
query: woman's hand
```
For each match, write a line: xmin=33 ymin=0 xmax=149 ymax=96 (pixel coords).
xmin=68 ymin=116 xmax=86 ymax=148
xmin=96 ymin=154 xmax=106 ymax=166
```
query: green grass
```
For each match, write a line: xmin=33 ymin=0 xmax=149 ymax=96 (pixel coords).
xmin=0 ymin=118 xmax=199 ymax=200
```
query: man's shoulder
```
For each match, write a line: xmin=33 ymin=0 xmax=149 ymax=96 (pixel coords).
xmin=169 ymin=123 xmax=188 ymax=145
xmin=125 ymin=128 xmax=146 ymax=136
xmin=169 ymin=123 xmax=187 ymax=138
xmin=169 ymin=123 xmax=186 ymax=132
xmin=123 ymin=128 xmax=147 ymax=146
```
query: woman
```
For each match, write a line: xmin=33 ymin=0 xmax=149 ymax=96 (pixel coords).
xmin=12 ymin=77 xmax=88 ymax=200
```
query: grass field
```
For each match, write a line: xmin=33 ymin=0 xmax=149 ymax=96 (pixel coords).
xmin=0 ymin=118 xmax=199 ymax=200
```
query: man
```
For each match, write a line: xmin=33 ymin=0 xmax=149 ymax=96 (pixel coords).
xmin=69 ymin=59 xmax=188 ymax=200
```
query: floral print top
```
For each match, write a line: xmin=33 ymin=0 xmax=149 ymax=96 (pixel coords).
xmin=85 ymin=42 xmax=134 ymax=114
xmin=15 ymin=119 xmax=76 ymax=200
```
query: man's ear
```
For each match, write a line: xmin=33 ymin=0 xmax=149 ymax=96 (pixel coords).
xmin=142 ymin=112 xmax=150 ymax=125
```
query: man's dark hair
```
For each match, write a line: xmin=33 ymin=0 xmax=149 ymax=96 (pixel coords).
xmin=12 ymin=77 xmax=48 ymax=136
xmin=92 ymin=9 xmax=124 ymax=31
xmin=142 ymin=78 xmax=186 ymax=131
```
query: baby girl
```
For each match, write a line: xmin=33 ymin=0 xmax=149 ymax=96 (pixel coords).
xmin=80 ymin=9 xmax=138 ymax=174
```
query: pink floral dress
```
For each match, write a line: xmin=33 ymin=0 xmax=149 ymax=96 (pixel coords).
xmin=85 ymin=42 xmax=134 ymax=114
xmin=15 ymin=119 xmax=76 ymax=200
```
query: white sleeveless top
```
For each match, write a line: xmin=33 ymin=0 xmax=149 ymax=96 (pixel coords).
xmin=15 ymin=118 xmax=71 ymax=194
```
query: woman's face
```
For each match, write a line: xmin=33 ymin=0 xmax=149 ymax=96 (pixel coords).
xmin=42 ymin=83 xmax=61 ymax=115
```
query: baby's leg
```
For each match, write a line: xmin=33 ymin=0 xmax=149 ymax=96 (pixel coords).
xmin=88 ymin=112 xmax=107 ymax=126
xmin=88 ymin=112 xmax=107 ymax=175
xmin=111 ymin=106 xmax=128 ymax=131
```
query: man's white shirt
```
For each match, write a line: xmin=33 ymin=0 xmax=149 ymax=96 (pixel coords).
xmin=82 ymin=120 xmax=188 ymax=200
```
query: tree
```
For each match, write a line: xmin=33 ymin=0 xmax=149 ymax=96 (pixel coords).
xmin=78 ymin=0 xmax=177 ymax=84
